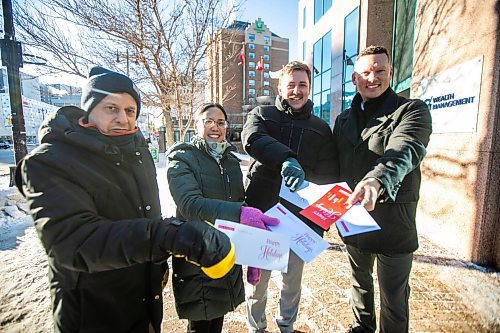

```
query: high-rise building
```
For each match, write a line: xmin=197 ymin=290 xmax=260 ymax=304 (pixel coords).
xmin=39 ymin=83 xmax=82 ymax=107
xmin=206 ymin=18 xmax=289 ymax=144
xmin=0 ymin=68 xmax=58 ymax=143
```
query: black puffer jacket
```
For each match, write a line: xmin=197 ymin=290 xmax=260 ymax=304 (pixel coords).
xmin=166 ymin=139 xmax=245 ymax=320
xmin=242 ymin=96 xmax=338 ymax=234
xmin=16 ymin=106 xmax=171 ymax=333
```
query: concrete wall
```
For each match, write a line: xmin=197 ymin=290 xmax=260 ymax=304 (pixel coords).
xmin=412 ymin=0 xmax=500 ymax=268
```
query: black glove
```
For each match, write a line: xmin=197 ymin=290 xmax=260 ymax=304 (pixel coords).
xmin=163 ymin=218 xmax=235 ymax=279
xmin=281 ymin=157 xmax=305 ymax=192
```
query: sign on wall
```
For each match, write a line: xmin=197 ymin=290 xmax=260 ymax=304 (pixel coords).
xmin=416 ymin=56 xmax=483 ymax=133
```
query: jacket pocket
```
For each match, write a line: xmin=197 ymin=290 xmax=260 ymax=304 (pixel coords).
xmin=367 ymin=125 xmax=394 ymax=156
xmin=396 ymin=202 xmax=417 ymax=230
xmin=367 ymin=134 xmax=387 ymax=156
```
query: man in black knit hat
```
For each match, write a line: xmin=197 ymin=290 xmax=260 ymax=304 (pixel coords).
xmin=15 ymin=66 xmax=236 ymax=333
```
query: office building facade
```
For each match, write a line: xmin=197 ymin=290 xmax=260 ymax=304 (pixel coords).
xmin=299 ymin=0 xmax=500 ymax=268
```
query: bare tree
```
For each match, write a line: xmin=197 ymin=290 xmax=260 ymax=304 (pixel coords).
xmin=14 ymin=0 xmax=242 ymax=146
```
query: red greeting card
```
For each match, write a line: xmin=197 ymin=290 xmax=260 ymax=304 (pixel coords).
xmin=299 ymin=185 xmax=354 ymax=230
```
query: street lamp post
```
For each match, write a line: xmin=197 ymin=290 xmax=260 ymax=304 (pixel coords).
xmin=0 ymin=0 xmax=28 ymax=164
xmin=116 ymin=49 xmax=130 ymax=76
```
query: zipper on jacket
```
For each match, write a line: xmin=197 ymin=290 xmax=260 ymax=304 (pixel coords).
xmin=288 ymin=120 xmax=294 ymax=148
xmin=218 ymin=162 xmax=232 ymax=200
xmin=225 ymin=170 xmax=232 ymax=199
xmin=296 ymin=128 xmax=304 ymax=156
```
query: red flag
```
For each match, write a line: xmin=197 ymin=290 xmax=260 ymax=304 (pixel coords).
xmin=256 ymin=56 xmax=263 ymax=72
xmin=238 ymin=46 xmax=244 ymax=65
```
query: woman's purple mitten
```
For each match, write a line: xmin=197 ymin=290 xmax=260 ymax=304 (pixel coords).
xmin=240 ymin=206 xmax=280 ymax=230
xmin=247 ymin=267 xmax=261 ymax=285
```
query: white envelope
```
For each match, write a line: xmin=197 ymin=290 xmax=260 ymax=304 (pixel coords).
xmin=280 ymin=180 xmax=381 ymax=237
xmin=279 ymin=180 xmax=348 ymax=209
xmin=337 ymin=204 xmax=381 ymax=237
xmin=214 ymin=219 xmax=290 ymax=273
xmin=265 ymin=203 xmax=330 ymax=263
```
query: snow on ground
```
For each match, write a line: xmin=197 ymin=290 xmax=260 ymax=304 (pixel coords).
xmin=1 ymin=155 xmax=498 ymax=332
xmin=0 ymin=174 xmax=51 ymax=333
xmin=0 ymin=159 xmax=173 ymax=333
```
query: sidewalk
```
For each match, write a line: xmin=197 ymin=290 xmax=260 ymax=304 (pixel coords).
xmin=161 ymin=230 xmax=500 ymax=333
xmin=1 ymin=163 xmax=499 ymax=333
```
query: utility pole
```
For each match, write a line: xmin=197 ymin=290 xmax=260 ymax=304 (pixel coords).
xmin=1 ymin=0 xmax=27 ymax=164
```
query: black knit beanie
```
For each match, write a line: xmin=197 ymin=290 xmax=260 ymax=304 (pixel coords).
xmin=80 ymin=66 xmax=141 ymax=117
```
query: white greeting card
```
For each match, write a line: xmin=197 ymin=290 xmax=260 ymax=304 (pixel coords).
xmin=214 ymin=219 xmax=290 ymax=273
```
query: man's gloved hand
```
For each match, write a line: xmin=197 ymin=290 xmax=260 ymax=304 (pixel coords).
xmin=163 ymin=218 xmax=235 ymax=279
xmin=281 ymin=157 xmax=305 ymax=192
xmin=247 ymin=267 xmax=261 ymax=286
xmin=240 ymin=206 xmax=280 ymax=230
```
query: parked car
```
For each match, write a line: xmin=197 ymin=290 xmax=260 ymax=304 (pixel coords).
xmin=0 ymin=140 xmax=11 ymax=149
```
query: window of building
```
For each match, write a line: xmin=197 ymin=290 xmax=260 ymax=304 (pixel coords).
xmin=302 ymin=41 xmax=307 ymax=61
xmin=248 ymin=43 xmax=255 ymax=50
xmin=249 ymin=79 xmax=255 ymax=86
xmin=303 ymin=6 xmax=307 ymax=29
xmin=264 ymin=36 xmax=270 ymax=44
xmin=248 ymin=88 xmax=256 ymax=95
xmin=392 ymin=0 xmax=417 ymax=93
xmin=230 ymin=129 xmax=241 ymax=142
xmin=249 ymin=52 xmax=255 ymax=59
xmin=312 ymin=30 xmax=331 ymax=123
xmin=249 ymin=71 xmax=255 ymax=77
xmin=249 ymin=97 xmax=256 ymax=104
xmin=314 ymin=0 xmax=332 ymax=23
xmin=263 ymin=89 xmax=270 ymax=96
xmin=249 ymin=34 xmax=255 ymax=41
xmin=263 ymin=63 xmax=270 ymax=70
xmin=263 ymin=54 xmax=270 ymax=61
xmin=185 ymin=130 xmax=195 ymax=142
xmin=263 ymin=45 xmax=270 ymax=52
xmin=342 ymin=7 xmax=359 ymax=111
xmin=263 ymin=72 xmax=270 ymax=79
xmin=249 ymin=61 xmax=255 ymax=68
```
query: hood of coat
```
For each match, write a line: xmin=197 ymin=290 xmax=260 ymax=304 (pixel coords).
xmin=275 ymin=95 xmax=313 ymax=119
xmin=38 ymin=106 xmax=147 ymax=156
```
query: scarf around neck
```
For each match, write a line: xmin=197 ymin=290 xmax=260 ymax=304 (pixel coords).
xmin=192 ymin=135 xmax=230 ymax=163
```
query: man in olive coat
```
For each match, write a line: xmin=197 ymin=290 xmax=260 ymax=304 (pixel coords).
xmin=333 ymin=46 xmax=432 ymax=333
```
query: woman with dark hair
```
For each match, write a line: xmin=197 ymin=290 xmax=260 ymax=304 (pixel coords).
xmin=167 ymin=103 xmax=279 ymax=333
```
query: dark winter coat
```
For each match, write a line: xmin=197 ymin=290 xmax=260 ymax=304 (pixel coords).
xmin=242 ymin=96 xmax=338 ymax=234
xmin=15 ymin=106 xmax=171 ymax=333
xmin=166 ymin=139 xmax=245 ymax=320
xmin=333 ymin=89 xmax=432 ymax=253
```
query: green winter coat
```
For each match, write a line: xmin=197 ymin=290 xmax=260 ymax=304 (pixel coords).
xmin=166 ymin=139 xmax=245 ymax=320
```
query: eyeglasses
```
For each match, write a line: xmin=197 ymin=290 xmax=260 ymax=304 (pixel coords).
xmin=200 ymin=118 xmax=229 ymax=129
